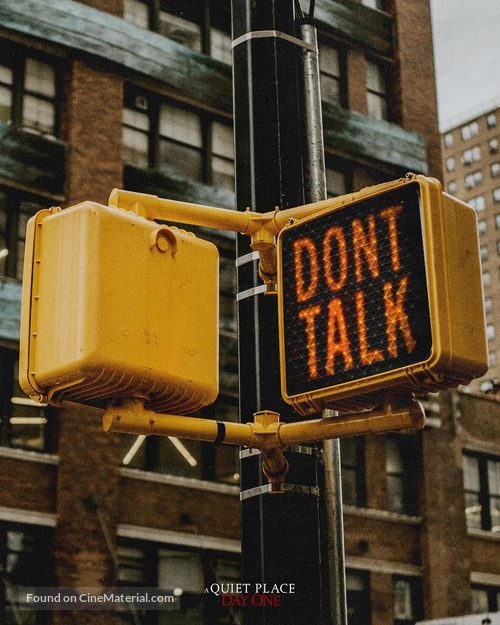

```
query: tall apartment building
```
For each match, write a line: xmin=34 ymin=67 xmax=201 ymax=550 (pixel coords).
xmin=441 ymin=103 xmax=500 ymax=390
xmin=2 ymin=1 xmax=499 ymax=625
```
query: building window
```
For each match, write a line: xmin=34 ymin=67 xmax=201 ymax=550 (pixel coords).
xmin=218 ymin=242 xmax=239 ymax=466
xmin=123 ymin=0 xmax=150 ymax=28
xmin=123 ymin=0 xmax=232 ymax=64
xmin=23 ymin=58 xmax=57 ymax=135
xmin=340 ymin=438 xmax=366 ymax=507
xmin=489 ymin=137 xmax=499 ymax=153
xmin=121 ymin=432 xmax=196 ymax=478
xmin=463 ymin=452 xmax=500 ymax=532
xmin=208 ymin=2 xmax=232 ymax=65
xmin=122 ymin=101 xmax=150 ymax=169
xmin=0 ymin=523 xmax=52 ymax=624
xmin=155 ymin=549 xmax=205 ymax=620
xmin=487 ymin=324 xmax=495 ymax=341
xmin=361 ymin=0 xmax=386 ymax=10
xmin=159 ymin=102 xmax=203 ymax=180
xmin=346 ymin=570 xmax=371 ymax=625
xmin=471 ymin=584 xmax=500 ymax=613
xmin=219 ymin=249 xmax=237 ymax=335
xmin=465 ymin=170 xmax=483 ymax=189
xmin=211 ymin=121 xmax=235 ymax=192
xmin=0 ymin=347 xmax=54 ymax=453
xmin=0 ymin=46 xmax=59 ymax=137
xmin=123 ymin=85 xmax=234 ymax=191
xmin=480 ymin=244 xmax=489 ymax=262
xmin=447 ymin=181 xmax=457 ymax=195
xmin=487 ymin=113 xmax=497 ymax=128
xmin=159 ymin=11 xmax=202 ymax=51
xmin=0 ymin=64 xmax=12 ymax=124
xmin=386 ymin=436 xmax=419 ymax=515
xmin=478 ymin=219 xmax=487 ymax=235
xmin=491 ymin=162 xmax=500 ymax=178
xmin=0 ymin=190 xmax=45 ymax=280
xmin=446 ymin=157 xmax=455 ymax=172
xmin=461 ymin=121 xmax=479 ymax=141
xmin=480 ymin=380 xmax=496 ymax=393
xmin=211 ymin=26 xmax=232 ymax=65
xmin=482 ymin=271 xmax=491 ymax=287
xmin=462 ymin=146 xmax=481 ymax=165
xmin=366 ymin=59 xmax=388 ymax=120
xmin=393 ymin=577 xmax=422 ymax=625
xmin=319 ymin=42 xmax=345 ymax=107
xmin=493 ymin=188 xmax=500 ymax=204
xmin=468 ymin=195 xmax=485 ymax=212
xmin=326 ymin=164 xmax=352 ymax=197
xmin=489 ymin=350 xmax=496 ymax=366
xmin=485 ymin=297 xmax=493 ymax=312
xmin=444 ymin=132 xmax=454 ymax=147
xmin=117 ymin=541 xmax=241 ymax=625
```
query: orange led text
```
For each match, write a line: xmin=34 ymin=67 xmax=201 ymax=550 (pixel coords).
xmin=291 ymin=203 xmax=417 ymax=380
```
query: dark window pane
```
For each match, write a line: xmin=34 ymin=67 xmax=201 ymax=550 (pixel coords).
xmin=159 ymin=140 xmax=203 ymax=180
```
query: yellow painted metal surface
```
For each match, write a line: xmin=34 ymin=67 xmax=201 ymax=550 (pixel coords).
xmin=19 ymin=202 xmax=219 ymax=414
xmin=103 ymin=397 xmax=425 ymax=449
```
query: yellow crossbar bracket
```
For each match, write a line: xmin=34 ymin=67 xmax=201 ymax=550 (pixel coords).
xmin=103 ymin=396 xmax=425 ymax=486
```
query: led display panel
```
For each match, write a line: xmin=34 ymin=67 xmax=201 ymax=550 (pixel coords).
xmin=277 ymin=176 xmax=488 ymax=415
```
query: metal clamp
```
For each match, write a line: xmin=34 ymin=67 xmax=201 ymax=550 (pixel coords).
xmin=236 ymin=284 xmax=276 ymax=301
xmin=240 ymin=483 xmax=320 ymax=500
xmin=232 ymin=30 xmax=316 ymax=52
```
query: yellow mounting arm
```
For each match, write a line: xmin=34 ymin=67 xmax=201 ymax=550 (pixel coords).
xmin=104 ymin=397 xmax=425 ymax=488
xmin=104 ymin=396 xmax=424 ymax=449
xmin=108 ymin=189 xmax=348 ymax=282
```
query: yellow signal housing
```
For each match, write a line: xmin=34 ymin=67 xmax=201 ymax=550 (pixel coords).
xmin=277 ymin=175 xmax=488 ymax=415
xmin=19 ymin=202 xmax=219 ymax=414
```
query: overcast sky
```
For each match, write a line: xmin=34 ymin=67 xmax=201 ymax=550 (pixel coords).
xmin=429 ymin=0 xmax=500 ymax=130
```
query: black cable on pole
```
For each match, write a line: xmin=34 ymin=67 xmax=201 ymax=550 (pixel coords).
xmin=296 ymin=1 xmax=316 ymax=25
xmin=295 ymin=0 xmax=304 ymax=20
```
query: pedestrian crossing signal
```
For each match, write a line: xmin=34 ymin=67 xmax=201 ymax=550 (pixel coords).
xmin=277 ymin=175 xmax=488 ymax=415
xmin=19 ymin=201 xmax=219 ymax=414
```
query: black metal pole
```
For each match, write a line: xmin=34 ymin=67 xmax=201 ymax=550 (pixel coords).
xmin=231 ymin=1 xmax=325 ymax=623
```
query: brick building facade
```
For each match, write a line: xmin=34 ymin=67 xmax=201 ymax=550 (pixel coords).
xmin=441 ymin=104 xmax=500 ymax=390
xmin=1 ymin=1 xmax=498 ymax=624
